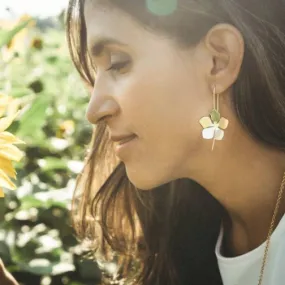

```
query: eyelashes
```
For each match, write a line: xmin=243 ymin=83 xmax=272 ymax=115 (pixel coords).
xmin=106 ymin=60 xmax=131 ymax=73
xmin=91 ymin=60 xmax=132 ymax=78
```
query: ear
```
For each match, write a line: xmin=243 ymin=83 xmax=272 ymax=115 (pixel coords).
xmin=204 ymin=24 xmax=245 ymax=94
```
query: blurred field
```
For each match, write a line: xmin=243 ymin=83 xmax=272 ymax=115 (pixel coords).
xmin=0 ymin=14 xmax=102 ymax=285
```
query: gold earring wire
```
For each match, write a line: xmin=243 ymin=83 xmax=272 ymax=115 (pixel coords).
xmin=199 ymin=85 xmax=229 ymax=151
xmin=212 ymin=86 xmax=220 ymax=151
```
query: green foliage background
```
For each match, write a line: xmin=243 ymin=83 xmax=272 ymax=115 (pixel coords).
xmin=0 ymin=16 xmax=102 ymax=285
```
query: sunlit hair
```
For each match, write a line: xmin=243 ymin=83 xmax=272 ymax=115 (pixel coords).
xmin=66 ymin=0 xmax=285 ymax=284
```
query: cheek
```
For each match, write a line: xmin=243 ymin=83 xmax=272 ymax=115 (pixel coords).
xmin=130 ymin=68 xmax=207 ymax=146
xmin=120 ymin=63 xmax=204 ymax=133
xmin=118 ymin=67 xmax=209 ymax=185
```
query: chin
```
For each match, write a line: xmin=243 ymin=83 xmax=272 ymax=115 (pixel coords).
xmin=126 ymin=168 xmax=171 ymax=191
xmin=129 ymin=177 xmax=157 ymax=191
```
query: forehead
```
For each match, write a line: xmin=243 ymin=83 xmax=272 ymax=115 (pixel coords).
xmin=84 ymin=1 xmax=146 ymax=49
xmin=83 ymin=0 xmax=176 ymax=58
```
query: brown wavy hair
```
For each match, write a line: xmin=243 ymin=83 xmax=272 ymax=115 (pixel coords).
xmin=66 ymin=0 xmax=285 ymax=284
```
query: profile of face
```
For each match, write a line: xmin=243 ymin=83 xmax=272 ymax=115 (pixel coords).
xmin=84 ymin=1 xmax=246 ymax=191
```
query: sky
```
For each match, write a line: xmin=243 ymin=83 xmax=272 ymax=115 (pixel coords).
xmin=0 ymin=0 xmax=69 ymax=19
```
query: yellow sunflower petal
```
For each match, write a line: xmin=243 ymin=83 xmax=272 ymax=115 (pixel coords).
xmin=0 ymin=132 xmax=25 ymax=145
xmin=0 ymin=94 xmax=12 ymax=104
xmin=0 ymin=92 xmax=10 ymax=98
xmin=0 ymin=157 xmax=16 ymax=179
xmin=0 ymin=107 xmax=6 ymax=118
xmin=0 ymin=144 xmax=24 ymax=162
xmin=0 ymin=94 xmax=12 ymax=117
xmin=0 ymin=94 xmax=20 ymax=117
xmin=0 ymin=97 xmax=12 ymax=112
xmin=0 ymin=169 xmax=16 ymax=190
xmin=0 ymin=187 xmax=4 ymax=197
xmin=7 ymin=99 xmax=21 ymax=117
xmin=0 ymin=111 xmax=20 ymax=132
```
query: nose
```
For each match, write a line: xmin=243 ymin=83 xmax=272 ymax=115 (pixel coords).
xmin=86 ymin=83 xmax=120 ymax=125
xmin=86 ymin=97 xmax=119 ymax=125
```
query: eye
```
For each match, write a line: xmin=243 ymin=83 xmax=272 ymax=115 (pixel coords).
xmin=106 ymin=61 xmax=131 ymax=74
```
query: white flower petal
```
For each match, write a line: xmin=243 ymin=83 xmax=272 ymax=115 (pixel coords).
xmin=214 ymin=128 xmax=224 ymax=140
xmin=202 ymin=127 xmax=215 ymax=139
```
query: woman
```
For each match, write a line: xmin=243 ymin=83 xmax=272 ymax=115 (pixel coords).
xmin=2 ymin=0 xmax=285 ymax=284
xmin=65 ymin=0 xmax=285 ymax=284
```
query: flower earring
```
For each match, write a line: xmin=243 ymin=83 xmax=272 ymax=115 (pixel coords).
xmin=199 ymin=85 xmax=229 ymax=151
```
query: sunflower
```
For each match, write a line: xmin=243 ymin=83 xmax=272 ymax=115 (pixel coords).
xmin=0 ymin=93 xmax=25 ymax=197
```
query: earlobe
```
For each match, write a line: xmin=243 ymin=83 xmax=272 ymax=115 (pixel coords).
xmin=204 ymin=23 xmax=245 ymax=93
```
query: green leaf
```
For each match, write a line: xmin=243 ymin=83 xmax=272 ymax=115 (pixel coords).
xmin=210 ymin=109 xmax=221 ymax=123
xmin=10 ymin=87 xmax=32 ymax=98
xmin=17 ymin=95 xmax=51 ymax=138
xmin=20 ymin=196 xmax=43 ymax=210
xmin=0 ymin=241 xmax=11 ymax=263
xmin=0 ymin=199 xmax=4 ymax=222
xmin=0 ymin=19 xmax=33 ymax=48
xmin=78 ymin=259 xmax=101 ymax=280
xmin=38 ymin=157 xmax=67 ymax=172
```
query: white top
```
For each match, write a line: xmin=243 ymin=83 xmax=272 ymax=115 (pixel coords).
xmin=215 ymin=214 xmax=285 ymax=285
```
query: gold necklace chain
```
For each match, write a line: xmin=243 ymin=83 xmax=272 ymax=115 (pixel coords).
xmin=257 ymin=171 xmax=285 ymax=285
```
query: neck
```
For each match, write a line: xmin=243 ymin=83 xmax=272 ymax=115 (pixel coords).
xmin=193 ymin=139 xmax=285 ymax=256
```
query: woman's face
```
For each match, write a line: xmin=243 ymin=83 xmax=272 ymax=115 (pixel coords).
xmin=84 ymin=1 xmax=235 ymax=190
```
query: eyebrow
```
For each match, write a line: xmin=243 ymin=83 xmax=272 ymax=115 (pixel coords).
xmin=89 ymin=37 xmax=128 ymax=57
